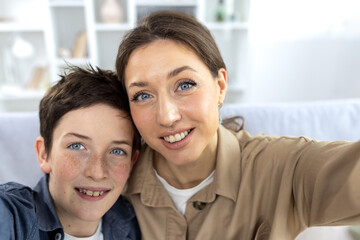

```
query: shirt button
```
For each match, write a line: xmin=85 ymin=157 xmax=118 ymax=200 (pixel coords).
xmin=55 ymin=233 xmax=62 ymax=240
xmin=193 ymin=201 xmax=207 ymax=210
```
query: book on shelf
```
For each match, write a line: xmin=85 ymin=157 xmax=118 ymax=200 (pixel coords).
xmin=71 ymin=31 xmax=88 ymax=58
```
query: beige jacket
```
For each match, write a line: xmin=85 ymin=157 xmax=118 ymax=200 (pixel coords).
xmin=125 ymin=125 xmax=360 ymax=240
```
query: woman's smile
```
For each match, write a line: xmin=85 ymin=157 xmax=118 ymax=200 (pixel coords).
xmin=161 ymin=129 xmax=192 ymax=143
xmin=160 ymin=128 xmax=194 ymax=150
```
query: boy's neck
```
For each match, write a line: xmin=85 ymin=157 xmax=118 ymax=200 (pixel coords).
xmin=57 ymin=212 xmax=101 ymax=237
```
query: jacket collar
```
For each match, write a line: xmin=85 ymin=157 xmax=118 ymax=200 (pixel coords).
xmin=33 ymin=175 xmax=63 ymax=232
xmin=212 ymin=125 xmax=241 ymax=202
xmin=125 ymin=146 xmax=175 ymax=208
xmin=102 ymin=196 xmax=139 ymax=236
xmin=125 ymin=125 xmax=241 ymax=205
xmin=103 ymin=196 xmax=137 ymax=223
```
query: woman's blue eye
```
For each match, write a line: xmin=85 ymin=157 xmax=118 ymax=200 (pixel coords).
xmin=177 ymin=81 xmax=196 ymax=91
xmin=132 ymin=92 xmax=151 ymax=102
xmin=68 ymin=143 xmax=84 ymax=150
xmin=139 ymin=93 xmax=150 ymax=100
xmin=111 ymin=148 xmax=125 ymax=155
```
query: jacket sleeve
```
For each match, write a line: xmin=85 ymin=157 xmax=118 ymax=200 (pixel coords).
xmin=0 ymin=192 xmax=16 ymax=239
xmin=292 ymin=139 xmax=360 ymax=227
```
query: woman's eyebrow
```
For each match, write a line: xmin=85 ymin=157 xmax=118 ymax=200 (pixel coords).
xmin=128 ymin=66 xmax=197 ymax=89
xmin=167 ymin=66 xmax=196 ymax=79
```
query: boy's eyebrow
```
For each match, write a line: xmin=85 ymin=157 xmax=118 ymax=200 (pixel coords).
xmin=64 ymin=132 xmax=90 ymax=140
xmin=64 ymin=133 xmax=132 ymax=146
xmin=128 ymin=65 xmax=196 ymax=89
xmin=112 ymin=140 xmax=132 ymax=147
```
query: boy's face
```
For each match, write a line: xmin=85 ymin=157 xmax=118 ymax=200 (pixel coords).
xmin=36 ymin=103 xmax=137 ymax=230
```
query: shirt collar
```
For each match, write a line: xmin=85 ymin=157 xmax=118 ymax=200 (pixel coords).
xmin=33 ymin=175 xmax=63 ymax=232
xmin=126 ymin=125 xmax=241 ymax=204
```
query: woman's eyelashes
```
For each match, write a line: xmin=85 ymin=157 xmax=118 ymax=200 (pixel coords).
xmin=176 ymin=79 xmax=197 ymax=91
xmin=130 ymin=79 xmax=197 ymax=103
xmin=131 ymin=80 xmax=197 ymax=102
xmin=131 ymin=91 xmax=151 ymax=102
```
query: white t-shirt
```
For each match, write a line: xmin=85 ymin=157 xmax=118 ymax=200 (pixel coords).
xmin=155 ymin=170 xmax=215 ymax=215
xmin=64 ymin=220 xmax=103 ymax=240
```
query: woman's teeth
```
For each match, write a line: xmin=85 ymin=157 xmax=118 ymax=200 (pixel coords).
xmin=163 ymin=130 xmax=191 ymax=143
xmin=78 ymin=188 xmax=105 ymax=197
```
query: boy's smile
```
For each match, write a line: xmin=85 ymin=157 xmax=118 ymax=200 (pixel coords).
xmin=37 ymin=103 xmax=136 ymax=235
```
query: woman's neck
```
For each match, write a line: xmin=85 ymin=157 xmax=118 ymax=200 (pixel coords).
xmin=154 ymin=132 xmax=218 ymax=189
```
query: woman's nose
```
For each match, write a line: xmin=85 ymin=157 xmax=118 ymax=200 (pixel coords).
xmin=156 ymin=97 xmax=181 ymax=127
xmin=84 ymin=154 xmax=108 ymax=180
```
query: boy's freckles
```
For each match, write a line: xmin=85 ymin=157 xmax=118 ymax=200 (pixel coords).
xmin=62 ymin=153 xmax=81 ymax=170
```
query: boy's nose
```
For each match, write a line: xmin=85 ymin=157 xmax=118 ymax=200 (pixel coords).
xmin=84 ymin=155 xmax=108 ymax=180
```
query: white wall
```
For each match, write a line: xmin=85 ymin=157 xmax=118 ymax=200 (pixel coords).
xmin=240 ymin=0 xmax=360 ymax=103
xmin=243 ymin=37 xmax=360 ymax=103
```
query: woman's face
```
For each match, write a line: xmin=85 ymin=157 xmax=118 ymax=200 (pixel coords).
xmin=125 ymin=39 xmax=227 ymax=166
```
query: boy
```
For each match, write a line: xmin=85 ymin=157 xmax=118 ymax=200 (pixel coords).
xmin=0 ymin=65 xmax=141 ymax=239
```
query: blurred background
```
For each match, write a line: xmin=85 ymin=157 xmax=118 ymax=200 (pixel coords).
xmin=0 ymin=0 xmax=359 ymax=112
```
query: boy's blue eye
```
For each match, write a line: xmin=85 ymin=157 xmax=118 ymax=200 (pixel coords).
xmin=68 ymin=143 xmax=84 ymax=150
xmin=111 ymin=148 xmax=125 ymax=155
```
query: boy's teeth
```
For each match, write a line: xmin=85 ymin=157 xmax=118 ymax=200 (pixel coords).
xmin=164 ymin=130 xmax=190 ymax=143
xmin=79 ymin=189 xmax=104 ymax=197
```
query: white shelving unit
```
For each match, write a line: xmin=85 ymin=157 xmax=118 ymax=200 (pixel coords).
xmin=0 ymin=0 xmax=250 ymax=112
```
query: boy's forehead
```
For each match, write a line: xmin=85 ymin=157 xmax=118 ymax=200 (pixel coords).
xmin=54 ymin=104 xmax=134 ymax=135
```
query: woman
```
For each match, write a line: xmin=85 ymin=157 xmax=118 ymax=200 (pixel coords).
xmin=115 ymin=11 xmax=360 ymax=240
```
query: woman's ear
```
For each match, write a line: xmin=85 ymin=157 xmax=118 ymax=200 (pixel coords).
xmin=217 ymin=68 xmax=227 ymax=104
xmin=35 ymin=136 xmax=51 ymax=174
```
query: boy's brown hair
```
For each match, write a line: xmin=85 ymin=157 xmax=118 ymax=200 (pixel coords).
xmin=39 ymin=65 xmax=140 ymax=156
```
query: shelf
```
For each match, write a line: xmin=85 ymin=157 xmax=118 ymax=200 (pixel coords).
xmin=56 ymin=57 xmax=92 ymax=66
xmin=49 ymin=0 xmax=85 ymax=7
xmin=0 ymin=88 xmax=45 ymax=112
xmin=0 ymin=0 xmax=251 ymax=113
xmin=0 ymin=87 xmax=45 ymax=100
xmin=136 ymin=0 xmax=197 ymax=7
xmin=94 ymin=23 xmax=132 ymax=31
xmin=206 ymin=22 xmax=249 ymax=31
xmin=0 ymin=23 xmax=46 ymax=32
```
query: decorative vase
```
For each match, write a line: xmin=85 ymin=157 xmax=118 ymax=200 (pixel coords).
xmin=100 ymin=0 xmax=123 ymax=23
xmin=214 ymin=0 xmax=227 ymax=22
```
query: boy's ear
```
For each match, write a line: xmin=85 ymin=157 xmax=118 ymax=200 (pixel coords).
xmin=35 ymin=136 xmax=51 ymax=174
xmin=131 ymin=150 xmax=139 ymax=168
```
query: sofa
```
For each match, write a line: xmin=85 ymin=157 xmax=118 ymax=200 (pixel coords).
xmin=1 ymin=98 xmax=359 ymax=240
